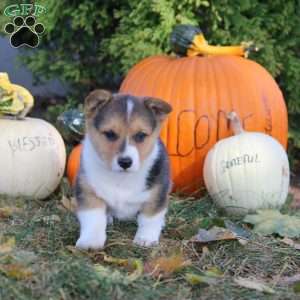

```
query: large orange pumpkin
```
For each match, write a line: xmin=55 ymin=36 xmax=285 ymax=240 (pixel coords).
xmin=120 ymin=29 xmax=288 ymax=194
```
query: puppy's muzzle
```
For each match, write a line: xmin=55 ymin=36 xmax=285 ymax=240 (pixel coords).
xmin=117 ymin=156 xmax=132 ymax=170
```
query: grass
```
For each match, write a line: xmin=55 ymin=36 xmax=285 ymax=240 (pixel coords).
xmin=0 ymin=182 xmax=300 ymax=300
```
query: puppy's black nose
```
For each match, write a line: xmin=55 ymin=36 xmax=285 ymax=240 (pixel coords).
xmin=118 ymin=156 xmax=132 ymax=170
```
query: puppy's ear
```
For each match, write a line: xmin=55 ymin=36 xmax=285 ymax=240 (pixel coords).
xmin=85 ymin=89 xmax=112 ymax=117
xmin=144 ymin=98 xmax=172 ymax=121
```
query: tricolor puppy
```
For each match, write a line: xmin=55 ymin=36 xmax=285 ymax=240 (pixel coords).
xmin=75 ymin=89 xmax=172 ymax=249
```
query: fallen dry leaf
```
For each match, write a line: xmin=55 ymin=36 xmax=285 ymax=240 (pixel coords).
xmin=234 ymin=277 xmax=275 ymax=294
xmin=103 ymin=254 xmax=128 ymax=265
xmin=0 ymin=207 xmax=20 ymax=219
xmin=281 ymin=237 xmax=300 ymax=250
xmin=190 ymin=226 xmax=237 ymax=243
xmin=144 ymin=253 xmax=190 ymax=278
xmin=190 ymin=221 xmax=251 ymax=244
xmin=61 ymin=196 xmax=77 ymax=212
xmin=0 ymin=237 xmax=16 ymax=254
xmin=0 ymin=263 xmax=33 ymax=280
xmin=102 ymin=254 xmax=143 ymax=282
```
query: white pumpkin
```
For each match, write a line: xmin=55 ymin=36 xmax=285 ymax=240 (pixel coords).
xmin=203 ymin=112 xmax=290 ymax=215
xmin=0 ymin=118 xmax=66 ymax=199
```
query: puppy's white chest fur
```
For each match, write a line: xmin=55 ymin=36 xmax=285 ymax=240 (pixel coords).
xmin=82 ymin=136 xmax=158 ymax=220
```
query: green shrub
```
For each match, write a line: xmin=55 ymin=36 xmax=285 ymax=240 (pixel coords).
xmin=0 ymin=0 xmax=299 ymax=147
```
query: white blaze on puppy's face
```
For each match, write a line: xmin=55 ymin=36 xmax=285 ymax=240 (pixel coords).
xmin=127 ymin=99 xmax=134 ymax=121
xmin=112 ymin=138 xmax=141 ymax=172
xmin=111 ymin=99 xmax=141 ymax=172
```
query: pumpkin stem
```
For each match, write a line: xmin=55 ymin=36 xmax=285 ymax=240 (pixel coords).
xmin=227 ymin=111 xmax=245 ymax=135
xmin=170 ymin=25 xmax=258 ymax=58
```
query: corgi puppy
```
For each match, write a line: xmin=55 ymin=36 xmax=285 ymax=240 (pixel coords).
xmin=75 ymin=89 xmax=172 ymax=249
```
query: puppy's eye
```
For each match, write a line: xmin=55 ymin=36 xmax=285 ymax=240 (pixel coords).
xmin=102 ymin=130 xmax=119 ymax=141
xmin=133 ymin=131 xmax=148 ymax=143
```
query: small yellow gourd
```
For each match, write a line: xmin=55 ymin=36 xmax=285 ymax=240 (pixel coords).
xmin=0 ymin=72 xmax=34 ymax=118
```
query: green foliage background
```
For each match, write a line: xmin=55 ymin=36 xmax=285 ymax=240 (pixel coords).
xmin=0 ymin=0 xmax=299 ymax=151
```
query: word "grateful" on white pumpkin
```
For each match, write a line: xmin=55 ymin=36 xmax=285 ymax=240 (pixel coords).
xmin=220 ymin=153 xmax=260 ymax=173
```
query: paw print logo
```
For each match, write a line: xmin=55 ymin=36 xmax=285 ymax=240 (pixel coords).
xmin=4 ymin=16 xmax=45 ymax=48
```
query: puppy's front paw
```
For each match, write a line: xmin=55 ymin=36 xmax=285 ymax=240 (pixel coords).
xmin=76 ymin=233 xmax=106 ymax=250
xmin=133 ymin=234 xmax=159 ymax=247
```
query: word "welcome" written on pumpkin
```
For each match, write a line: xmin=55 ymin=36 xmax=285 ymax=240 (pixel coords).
xmin=8 ymin=135 xmax=56 ymax=154
xmin=220 ymin=153 xmax=260 ymax=173
xmin=168 ymin=110 xmax=254 ymax=157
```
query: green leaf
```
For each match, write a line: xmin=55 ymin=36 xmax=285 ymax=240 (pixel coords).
xmin=185 ymin=273 xmax=218 ymax=286
xmin=244 ymin=210 xmax=300 ymax=238
xmin=185 ymin=268 xmax=223 ymax=286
